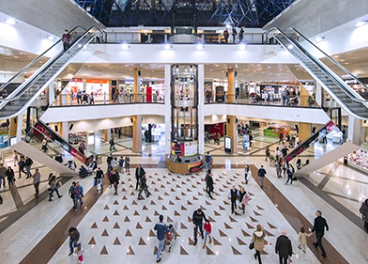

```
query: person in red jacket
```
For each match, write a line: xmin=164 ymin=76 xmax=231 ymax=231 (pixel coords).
xmin=203 ymin=219 xmax=212 ymax=248
xmin=62 ymin=29 xmax=71 ymax=51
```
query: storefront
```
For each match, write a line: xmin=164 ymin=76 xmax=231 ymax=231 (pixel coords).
xmin=347 ymin=149 xmax=368 ymax=173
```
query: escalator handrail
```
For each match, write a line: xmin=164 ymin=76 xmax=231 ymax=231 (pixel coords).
xmin=0 ymin=26 xmax=100 ymax=104
xmin=0 ymin=26 xmax=88 ymax=93
xmin=289 ymin=27 xmax=368 ymax=93
xmin=267 ymin=27 xmax=368 ymax=105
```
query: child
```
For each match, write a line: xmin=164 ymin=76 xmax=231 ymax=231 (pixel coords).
xmin=298 ymin=227 xmax=312 ymax=253
xmin=97 ymin=181 xmax=102 ymax=194
xmin=75 ymin=245 xmax=85 ymax=263
xmin=203 ymin=219 xmax=212 ymax=248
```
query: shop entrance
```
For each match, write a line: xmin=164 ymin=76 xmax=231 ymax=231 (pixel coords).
xmin=142 ymin=124 xmax=166 ymax=156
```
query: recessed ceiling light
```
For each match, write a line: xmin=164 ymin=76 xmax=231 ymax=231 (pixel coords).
xmin=287 ymin=44 xmax=294 ymax=49
xmin=6 ymin=18 xmax=16 ymax=25
xmin=239 ymin=44 xmax=246 ymax=50
xmin=316 ymin=36 xmax=325 ymax=43
xmin=164 ymin=44 xmax=172 ymax=50
xmin=197 ymin=43 xmax=204 ymax=50
xmin=48 ymin=36 xmax=54 ymax=41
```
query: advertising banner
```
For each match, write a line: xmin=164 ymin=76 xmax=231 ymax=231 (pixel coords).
xmin=0 ymin=127 xmax=9 ymax=148
xmin=184 ymin=141 xmax=197 ymax=156
xmin=285 ymin=121 xmax=339 ymax=162
xmin=33 ymin=121 xmax=93 ymax=164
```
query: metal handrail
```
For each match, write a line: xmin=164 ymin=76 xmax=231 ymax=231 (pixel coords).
xmin=0 ymin=26 xmax=87 ymax=93
xmin=266 ymin=27 xmax=368 ymax=104
xmin=289 ymin=27 xmax=368 ymax=92
xmin=0 ymin=26 xmax=100 ymax=104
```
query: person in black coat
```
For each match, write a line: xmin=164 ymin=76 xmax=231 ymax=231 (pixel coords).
xmin=135 ymin=164 xmax=145 ymax=191
xmin=110 ymin=169 xmax=120 ymax=195
xmin=228 ymin=186 xmax=239 ymax=214
xmin=275 ymin=230 xmax=293 ymax=264
xmin=205 ymin=170 xmax=214 ymax=199
xmin=5 ymin=166 xmax=15 ymax=188
xmin=312 ymin=210 xmax=329 ymax=258
xmin=55 ymin=154 xmax=63 ymax=164
xmin=192 ymin=208 xmax=207 ymax=246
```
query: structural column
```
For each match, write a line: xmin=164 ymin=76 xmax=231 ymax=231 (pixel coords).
xmin=48 ymin=80 xmax=55 ymax=105
xmin=164 ymin=65 xmax=171 ymax=155
xmin=226 ymin=68 xmax=237 ymax=153
xmin=132 ymin=67 xmax=142 ymax=153
xmin=198 ymin=64 xmax=205 ymax=155
xmin=315 ymin=83 xmax=322 ymax=106
xmin=348 ymin=116 xmax=361 ymax=145
xmin=15 ymin=113 xmax=24 ymax=143
xmin=298 ymin=85 xmax=311 ymax=141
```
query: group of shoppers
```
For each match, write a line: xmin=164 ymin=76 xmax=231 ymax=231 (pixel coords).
xmin=222 ymin=27 xmax=245 ymax=43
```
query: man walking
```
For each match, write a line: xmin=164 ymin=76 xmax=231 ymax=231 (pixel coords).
xmin=275 ymin=230 xmax=293 ymax=264
xmin=109 ymin=137 xmax=116 ymax=151
xmin=205 ymin=152 xmax=212 ymax=172
xmin=312 ymin=210 xmax=329 ymax=258
xmin=0 ymin=163 xmax=6 ymax=189
xmin=73 ymin=181 xmax=84 ymax=212
xmin=257 ymin=165 xmax=267 ymax=189
xmin=192 ymin=208 xmax=207 ymax=246
xmin=205 ymin=170 xmax=214 ymax=199
xmin=228 ymin=186 xmax=239 ymax=214
xmin=32 ymin=168 xmax=41 ymax=198
xmin=68 ymin=227 xmax=80 ymax=256
xmin=18 ymin=156 xmax=26 ymax=179
xmin=25 ymin=156 xmax=33 ymax=179
xmin=62 ymin=30 xmax=71 ymax=51
xmin=154 ymin=215 xmax=169 ymax=263
xmin=135 ymin=164 xmax=145 ymax=190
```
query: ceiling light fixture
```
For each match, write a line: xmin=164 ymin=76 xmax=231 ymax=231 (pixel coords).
xmin=287 ymin=44 xmax=294 ymax=49
xmin=6 ymin=18 xmax=16 ymax=25
xmin=316 ymin=36 xmax=325 ymax=43
xmin=48 ymin=36 xmax=54 ymax=41
xmin=122 ymin=43 xmax=130 ymax=50
xmin=197 ymin=43 xmax=204 ymax=50
xmin=164 ymin=44 xmax=172 ymax=50
xmin=355 ymin=20 xmax=367 ymax=27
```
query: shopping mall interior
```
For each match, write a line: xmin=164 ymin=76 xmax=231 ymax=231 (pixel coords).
xmin=0 ymin=1 xmax=368 ymax=264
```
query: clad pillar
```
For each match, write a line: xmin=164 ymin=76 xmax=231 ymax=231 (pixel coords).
xmin=198 ymin=64 xmax=205 ymax=155
xmin=348 ymin=116 xmax=361 ymax=145
xmin=300 ymin=84 xmax=309 ymax=107
xmin=132 ymin=67 xmax=142 ymax=153
xmin=315 ymin=83 xmax=322 ymax=106
xmin=226 ymin=68 xmax=237 ymax=152
xmin=298 ymin=122 xmax=310 ymax=141
xmin=164 ymin=65 xmax=171 ymax=155
xmin=9 ymin=117 xmax=17 ymax=138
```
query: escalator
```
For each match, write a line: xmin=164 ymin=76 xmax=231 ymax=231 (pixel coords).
xmin=0 ymin=26 xmax=102 ymax=119
xmin=269 ymin=27 xmax=368 ymax=120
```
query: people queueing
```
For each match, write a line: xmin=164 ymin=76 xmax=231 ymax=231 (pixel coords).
xmin=192 ymin=208 xmax=207 ymax=246
xmin=154 ymin=215 xmax=169 ymax=263
xmin=312 ymin=210 xmax=329 ymax=258
xmin=205 ymin=170 xmax=214 ymax=199
xmin=275 ymin=230 xmax=293 ymax=264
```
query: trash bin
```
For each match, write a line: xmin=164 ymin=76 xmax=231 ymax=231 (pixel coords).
xmin=96 ymin=155 xmax=102 ymax=164
xmin=269 ymin=156 xmax=276 ymax=167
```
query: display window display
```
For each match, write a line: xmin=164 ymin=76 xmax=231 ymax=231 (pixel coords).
xmin=347 ymin=149 xmax=368 ymax=172
xmin=86 ymin=79 xmax=109 ymax=95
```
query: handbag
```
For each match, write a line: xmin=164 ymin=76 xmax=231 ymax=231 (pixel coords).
xmin=249 ymin=241 xmax=254 ymax=250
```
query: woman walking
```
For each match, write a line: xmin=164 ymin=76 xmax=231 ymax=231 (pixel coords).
xmin=6 ymin=166 xmax=15 ymax=188
xmin=252 ymin=224 xmax=266 ymax=264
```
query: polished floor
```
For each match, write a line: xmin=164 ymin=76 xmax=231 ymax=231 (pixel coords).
xmin=0 ymin=135 xmax=367 ymax=264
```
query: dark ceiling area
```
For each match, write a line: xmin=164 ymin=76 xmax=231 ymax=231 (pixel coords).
xmin=74 ymin=0 xmax=297 ymax=28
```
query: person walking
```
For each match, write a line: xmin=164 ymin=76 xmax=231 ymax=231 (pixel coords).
xmin=239 ymin=186 xmax=251 ymax=214
xmin=285 ymin=164 xmax=294 ymax=185
xmin=13 ymin=151 xmax=19 ymax=167
xmin=96 ymin=167 xmax=104 ymax=190
xmin=213 ymin=132 xmax=219 ymax=145
xmin=73 ymin=181 xmax=84 ymax=211
xmin=232 ymin=27 xmax=237 ymax=43
xmin=298 ymin=227 xmax=312 ymax=253
xmin=312 ymin=210 xmax=329 ymax=258
xmin=109 ymin=137 xmax=116 ymax=151
xmin=6 ymin=166 xmax=15 ymax=188
xmin=154 ymin=215 xmax=169 ymax=263
xmin=111 ymin=157 xmax=118 ymax=171
xmin=110 ymin=169 xmax=120 ymax=195
xmin=0 ymin=163 xmax=6 ymax=189
xmin=78 ymin=141 xmax=86 ymax=156
xmin=276 ymin=160 xmax=282 ymax=178
xmin=48 ymin=174 xmax=62 ymax=201
xmin=223 ymin=28 xmax=229 ymax=43
xmin=32 ymin=168 xmax=41 ymax=198
xmin=68 ymin=181 xmax=76 ymax=207
xmin=257 ymin=165 xmax=267 ymax=189
xmin=135 ymin=164 xmax=145 ymax=190
xmin=205 ymin=170 xmax=214 ymax=199
xmin=192 ymin=208 xmax=207 ymax=246
xmin=18 ymin=156 xmax=26 ymax=179
xmin=205 ymin=152 xmax=212 ymax=172
xmin=228 ymin=186 xmax=239 ymax=214
xmin=41 ymin=137 xmax=48 ymax=153
xmin=125 ymin=156 xmax=130 ymax=173
xmin=239 ymin=27 xmax=244 ymax=43
xmin=68 ymin=227 xmax=80 ymax=256
xmin=265 ymin=146 xmax=270 ymax=161
xmin=118 ymin=156 xmax=124 ymax=174
xmin=203 ymin=219 xmax=212 ymax=249
xmin=275 ymin=230 xmax=293 ymax=264
xmin=252 ymin=224 xmax=266 ymax=264
xmin=25 ymin=156 xmax=33 ymax=179
xmin=55 ymin=153 xmax=63 ymax=163
xmin=138 ymin=173 xmax=151 ymax=199
xmin=244 ymin=164 xmax=251 ymax=184
xmin=359 ymin=199 xmax=368 ymax=233
xmin=62 ymin=30 xmax=71 ymax=51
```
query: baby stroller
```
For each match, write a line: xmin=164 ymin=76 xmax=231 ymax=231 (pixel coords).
xmin=165 ymin=223 xmax=178 ymax=252
xmin=86 ymin=160 xmax=97 ymax=174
